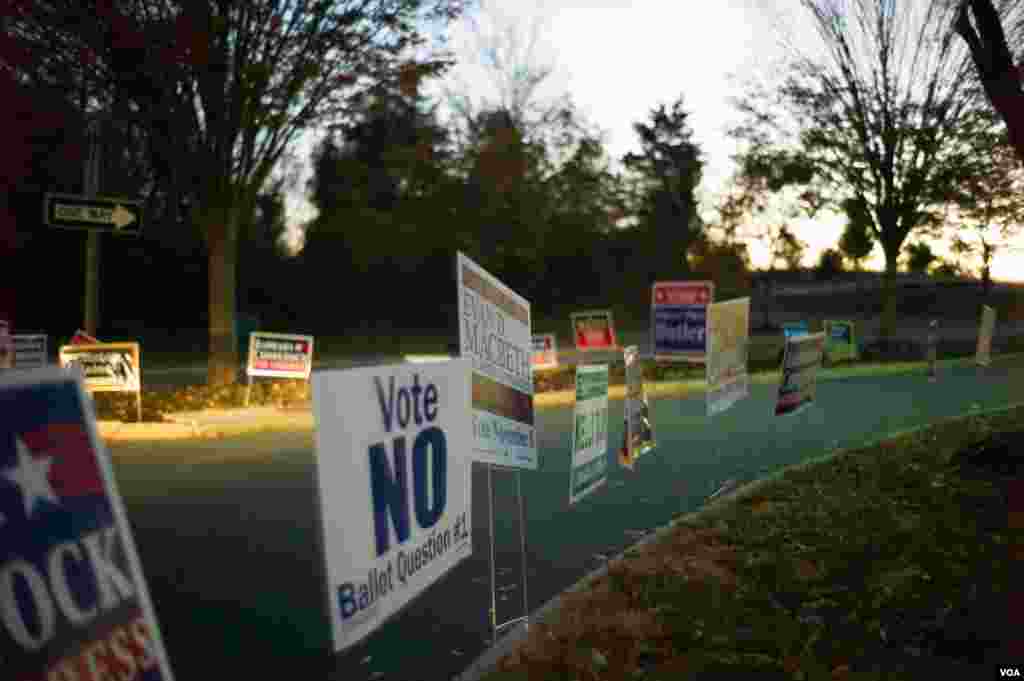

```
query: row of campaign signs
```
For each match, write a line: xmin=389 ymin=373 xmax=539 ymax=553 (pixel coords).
xmin=0 ymin=255 xmax=1002 ymax=680
xmin=0 ymin=326 xmax=317 ymax=395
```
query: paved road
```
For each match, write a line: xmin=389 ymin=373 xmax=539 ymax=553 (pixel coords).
xmin=108 ymin=355 xmax=1024 ymax=681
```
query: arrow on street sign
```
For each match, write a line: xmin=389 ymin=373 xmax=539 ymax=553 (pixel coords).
xmin=43 ymin=193 xmax=143 ymax=236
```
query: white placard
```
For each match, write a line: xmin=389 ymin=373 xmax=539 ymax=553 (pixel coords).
xmin=58 ymin=342 xmax=141 ymax=393
xmin=13 ymin=334 xmax=48 ymax=369
xmin=456 ymin=252 xmax=536 ymax=469
xmin=707 ymin=298 xmax=750 ymax=416
xmin=247 ymin=331 xmax=315 ymax=379
xmin=312 ymin=360 xmax=474 ymax=653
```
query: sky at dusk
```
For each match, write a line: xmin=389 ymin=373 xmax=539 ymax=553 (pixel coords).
xmin=282 ymin=0 xmax=1024 ymax=282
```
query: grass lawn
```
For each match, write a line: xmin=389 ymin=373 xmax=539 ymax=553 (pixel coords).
xmin=479 ymin=406 xmax=1023 ymax=680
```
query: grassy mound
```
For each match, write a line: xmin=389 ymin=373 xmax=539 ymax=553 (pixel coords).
xmin=481 ymin=407 xmax=1023 ymax=680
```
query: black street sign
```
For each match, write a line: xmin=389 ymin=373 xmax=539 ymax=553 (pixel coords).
xmin=43 ymin=193 xmax=143 ymax=236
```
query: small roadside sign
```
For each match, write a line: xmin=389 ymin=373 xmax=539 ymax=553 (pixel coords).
xmin=531 ymin=333 xmax=559 ymax=371
xmin=13 ymin=334 xmax=48 ymax=369
xmin=43 ymin=193 xmax=143 ymax=236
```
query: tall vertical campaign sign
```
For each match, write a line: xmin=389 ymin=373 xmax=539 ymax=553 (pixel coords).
xmin=775 ymin=332 xmax=825 ymax=417
xmin=530 ymin=334 xmax=559 ymax=371
xmin=0 ymin=367 xmax=174 ymax=680
xmin=312 ymin=361 xmax=473 ymax=653
xmin=455 ymin=252 xmax=534 ymax=643
xmin=706 ymin=298 xmax=750 ymax=416
xmin=456 ymin=253 xmax=536 ymax=469
xmin=569 ymin=364 xmax=609 ymax=505
xmin=619 ymin=346 xmax=655 ymax=470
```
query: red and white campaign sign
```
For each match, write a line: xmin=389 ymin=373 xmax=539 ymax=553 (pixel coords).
xmin=246 ymin=331 xmax=315 ymax=379
xmin=531 ymin=334 xmax=558 ymax=370
xmin=69 ymin=329 xmax=100 ymax=346
xmin=0 ymin=366 xmax=175 ymax=681
xmin=571 ymin=310 xmax=618 ymax=352
xmin=652 ymin=281 xmax=713 ymax=306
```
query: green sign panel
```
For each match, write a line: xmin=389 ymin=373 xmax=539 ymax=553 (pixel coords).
xmin=824 ymin=320 xmax=858 ymax=363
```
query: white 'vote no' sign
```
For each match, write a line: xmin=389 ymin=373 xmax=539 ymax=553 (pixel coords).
xmin=312 ymin=359 xmax=473 ymax=653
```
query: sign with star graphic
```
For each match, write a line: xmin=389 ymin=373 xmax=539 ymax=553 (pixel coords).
xmin=0 ymin=367 xmax=174 ymax=680
xmin=651 ymin=281 xmax=714 ymax=362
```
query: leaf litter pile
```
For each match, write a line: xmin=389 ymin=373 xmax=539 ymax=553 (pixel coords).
xmin=89 ymin=379 xmax=312 ymax=422
xmin=483 ymin=407 xmax=1023 ymax=680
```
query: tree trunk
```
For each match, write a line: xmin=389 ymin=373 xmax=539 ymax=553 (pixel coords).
xmin=955 ymin=0 xmax=1024 ymax=164
xmin=879 ymin=250 xmax=900 ymax=345
xmin=207 ymin=216 xmax=239 ymax=386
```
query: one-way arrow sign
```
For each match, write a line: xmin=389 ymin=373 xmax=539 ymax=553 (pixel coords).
xmin=43 ymin=193 xmax=143 ymax=236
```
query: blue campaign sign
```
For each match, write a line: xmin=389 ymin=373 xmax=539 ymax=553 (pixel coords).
xmin=783 ymin=321 xmax=810 ymax=339
xmin=0 ymin=367 xmax=174 ymax=681
xmin=651 ymin=281 xmax=714 ymax=361
xmin=652 ymin=306 xmax=707 ymax=358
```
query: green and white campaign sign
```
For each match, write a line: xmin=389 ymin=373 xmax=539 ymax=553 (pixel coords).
xmin=824 ymin=320 xmax=857 ymax=363
xmin=569 ymin=364 xmax=609 ymax=505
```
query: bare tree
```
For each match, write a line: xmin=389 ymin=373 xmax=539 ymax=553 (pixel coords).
xmin=730 ymin=0 xmax=1004 ymax=343
xmin=443 ymin=0 xmax=566 ymax=145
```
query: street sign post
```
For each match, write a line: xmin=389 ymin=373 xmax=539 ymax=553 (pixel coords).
xmin=43 ymin=193 xmax=143 ymax=236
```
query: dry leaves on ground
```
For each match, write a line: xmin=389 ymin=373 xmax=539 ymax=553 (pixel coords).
xmin=495 ymin=525 xmax=739 ymax=679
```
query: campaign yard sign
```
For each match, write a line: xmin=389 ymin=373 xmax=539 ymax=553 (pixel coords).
xmin=619 ymin=346 xmax=655 ymax=469
xmin=706 ymin=298 xmax=750 ymax=417
xmin=457 ymin=252 xmax=536 ymax=470
xmin=570 ymin=310 xmax=618 ymax=352
xmin=651 ymin=281 xmax=714 ymax=362
xmin=775 ymin=332 xmax=825 ymax=417
xmin=0 ymin=367 xmax=174 ymax=681
xmin=13 ymin=335 xmax=48 ymax=370
xmin=247 ymin=332 xmax=315 ymax=379
xmin=824 ymin=320 xmax=857 ymax=363
xmin=976 ymin=305 xmax=996 ymax=367
xmin=0 ymin=320 xmax=12 ymax=369
xmin=569 ymin=364 xmax=609 ymax=505
xmin=312 ymin=360 xmax=473 ymax=653
xmin=782 ymin=321 xmax=810 ymax=339
xmin=530 ymin=334 xmax=559 ymax=371
xmin=58 ymin=342 xmax=141 ymax=394
xmin=69 ymin=330 xmax=100 ymax=346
